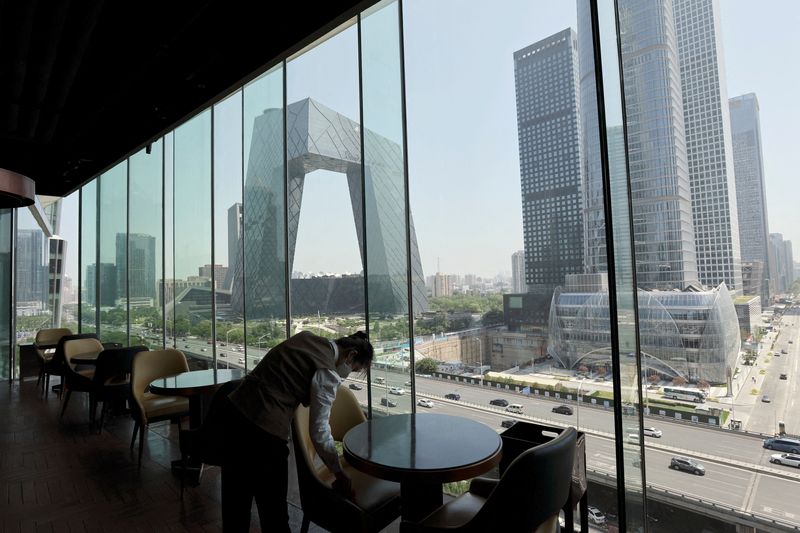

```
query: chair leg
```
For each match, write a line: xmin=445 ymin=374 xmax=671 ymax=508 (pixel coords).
xmin=36 ymin=365 xmax=43 ymax=389
xmin=138 ymin=424 xmax=146 ymax=466
xmin=301 ymin=515 xmax=310 ymax=533
xmin=60 ymin=389 xmax=72 ymax=419
xmin=130 ymin=420 xmax=140 ymax=450
xmin=98 ymin=402 xmax=108 ymax=434
xmin=180 ymin=453 xmax=186 ymax=499
xmin=89 ymin=395 xmax=97 ymax=428
xmin=45 ymin=373 xmax=50 ymax=397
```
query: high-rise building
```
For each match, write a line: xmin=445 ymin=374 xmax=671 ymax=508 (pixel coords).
xmin=601 ymin=0 xmax=698 ymax=290
xmin=116 ymin=233 xmax=157 ymax=302
xmin=433 ymin=273 xmax=452 ymax=298
xmin=511 ymin=251 xmax=526 ymax=293
xmin=514 ymin=29 xmax=584 ymax=290
xmin=729 ymin=93 xmax=770 ymax=303
xmin=674 ymin=0 xmax=743 ymax=293
xmin=86 ymin=263 xmax=118 ymax=307
xmin=199 ymin=264 xmax=228 ymax=289
xmin=783 ymin=240 xmax=795 ymax=291
xmin=768 ymin=233 xmax=795 ymax=294
xmin=15 ymin=229 xmax=48 ymax=303
xmin=226 ymin=202 xmax=242 ymax=290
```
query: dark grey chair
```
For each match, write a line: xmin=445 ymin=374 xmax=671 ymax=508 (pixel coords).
xmin=400 ymin=427 xmax=577 ymax=533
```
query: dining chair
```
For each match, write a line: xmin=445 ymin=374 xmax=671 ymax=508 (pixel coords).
xmin=178 ymin=379 xmax=241 ymax=498
xmin=399 ymin=427 xmax=577 ymax=533
xmin=90 ymin=346 xmax=149 ymax=433
xmin=130 ymin=348 xmax=190 ymax=465
xmin=292 ymin=386 xmax=401 ymax=533
xmin=34 ymin=328 xmax=73 ymax=395
xmin=59 ymin=335 xmax=104 ymax=419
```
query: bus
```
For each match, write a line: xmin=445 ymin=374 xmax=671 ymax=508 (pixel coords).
xmin=662 ymin=386 xmax=706 ymax=403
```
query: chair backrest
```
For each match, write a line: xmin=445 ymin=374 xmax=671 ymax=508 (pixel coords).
xmin=473 ymin=427 xmax=576 ymax=531
xmin=130 ymin=349 xmax=189 ymax=423
xmin=294 ymin=403 xmax=327 ymax=481
xmin=63 ymin=337 xmax=105 ymax=365
xmin=92 ymin=346 xmax=149 ymax=387
xmin=52 ymin=333 xmax=99 ymax=368
xmin=330 ymin=384 xmax=367 ymax=441
xmin=34 ymin=328 xmax=73 ymax=348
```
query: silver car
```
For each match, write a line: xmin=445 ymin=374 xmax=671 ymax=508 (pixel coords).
xmin=770 ymin=453 xmax=800 ymax=468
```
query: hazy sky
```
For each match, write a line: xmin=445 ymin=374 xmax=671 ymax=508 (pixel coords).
xmin=58 ymin=0 xmax=799 ymax=283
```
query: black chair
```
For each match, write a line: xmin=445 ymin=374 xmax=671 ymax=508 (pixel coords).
xmin=178 ymin=379 xmax=241 ymax=498
xmin=400 ymin=427 xmax=577 ymax=533
xmin=34 ymin=328 xmax=72 ymax=394
xmin=90 ymin=346 xmax=149 ymax=433
xmin=59 ymin=335 xmax=104 ymax=420
xmin=42 ymin=332 xmax=98 ymax=401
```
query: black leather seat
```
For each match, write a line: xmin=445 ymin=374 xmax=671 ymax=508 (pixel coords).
xmin=400 ymin=427 xmax=577 ymax=533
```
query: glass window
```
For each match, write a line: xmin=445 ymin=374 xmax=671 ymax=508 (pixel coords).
xmin=98 ymin=162 xmax=128 ymax=345
xmin=80 ymin=181 xmax=98 ymax=334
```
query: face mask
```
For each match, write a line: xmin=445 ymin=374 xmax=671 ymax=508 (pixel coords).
xmin=336 ymin=362 xmax=352 ymax=379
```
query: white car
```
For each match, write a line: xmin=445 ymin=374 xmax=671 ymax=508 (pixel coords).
xmin=417 ymin=399 xmax=434 ymax=408
xmin=238 ymin=358 xmax=245 ymax=364
xmin=587 ymin=506 xmax=606 ymax=525
xmin=643 ymin=427 xmax=663 ymax=438
xmin=770 ymin=453 xmax=800 ymax=468
xmin=626 ymin=432 xmax=640 ymax=444
xmin=389 ymin=387 xmax=405 ymax=395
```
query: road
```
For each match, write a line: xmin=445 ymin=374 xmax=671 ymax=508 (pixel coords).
xmin=343 ymin=371 xmax=800 ymax=529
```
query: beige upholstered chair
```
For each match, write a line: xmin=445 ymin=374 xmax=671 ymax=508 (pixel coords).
xmin=59 ymin=336 xmax=104 ymax=419
xmin=34 ymin=328 xmax=73 ymax=394
xmin=292 ymin=385 xmax=401 ymax=533
xmin=130 ymin=349 xmax=190 ymax=465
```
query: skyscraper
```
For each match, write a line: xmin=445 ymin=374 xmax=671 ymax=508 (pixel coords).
xmin=15 ymin=229 xmax=48 ymax=303
xmin=605 ymin=0 xmax=699 ymax=290
xmin=226 ymin=202 xmax=242 ymax=290
xmin=674 ymin=0 xmax=743 ymax=293
xmin=514 ymin=29 xmax=584 ymax=290
xmin=116 ymin=233 xmax=157 ymax=302
xmin=511 ymin=250 xmax=526 ymax=293
xmin=729 ymin=93 xmax=770 ymax=302
xmin=86 ymin=263 xmax=118 ymax=307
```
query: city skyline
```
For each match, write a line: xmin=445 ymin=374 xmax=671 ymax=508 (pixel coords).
xmin=54 ymin=1 xmax=799 ymax=284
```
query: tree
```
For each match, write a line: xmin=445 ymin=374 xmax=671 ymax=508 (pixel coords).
xmin=672 ymin=376 xmax=688 ymax=386
xmin=578 ymin=365 xmax=589 ymax=374
xmin=697 ymin=379 xmax=710 ymax=391
xmin=481 ymin=309 xmax=504 ymax=326
xmin=647 ymin=374 xmax=660 ymax=385
xmin=595 ymin=366 xmax=607 ymax=377
xmin=415 ymin=357 xmax=439 ymax=375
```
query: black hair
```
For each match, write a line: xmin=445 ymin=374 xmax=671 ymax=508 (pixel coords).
xmin=335 ymin=330 xmax=374 ymax=368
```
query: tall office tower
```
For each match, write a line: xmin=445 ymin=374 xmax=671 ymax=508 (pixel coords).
xmin=783 ymin=241 xmax=794 ymax=290
xmin=86 ymin=263 xmax=118 ymax=307
xmin=116 ymin=233 xmax=157 ymax=301
xmin=16 ymin=229 xmax=47 ymax=303
xmin=674 ymin=0 xmax=743 ymax=293
xmin=199 ymin=264 xmax=228 ymax=289
xmin=729 ymin=93 xmax=770 ymax=303
xmin=514 ymin=29 xmax=584 ymax=290
xmin=433 ymin=273 xmax=452 ymax=298
xmin=226 ymin=202 xmax=242 ymax=289
xmin=511 ymin=251 xmax=526 ymax=293
xmin=588 ymin=0 xmax=697 ymax=290
xmin=768 ymin=233 xmax=794 ymax=294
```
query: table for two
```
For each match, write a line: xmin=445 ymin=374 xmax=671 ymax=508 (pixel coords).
xmin=343 ymin=413 xmax=502 ymax=522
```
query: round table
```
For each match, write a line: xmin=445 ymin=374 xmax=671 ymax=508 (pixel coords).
xmin=343 ymin=413 xmax=502 ymax=522
xmin=150 ymin=368 xmax=243 ymax=428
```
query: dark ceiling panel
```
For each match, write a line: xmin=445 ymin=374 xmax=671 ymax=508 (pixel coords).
xmin=0 ymin=0 xmax=367 ymax=196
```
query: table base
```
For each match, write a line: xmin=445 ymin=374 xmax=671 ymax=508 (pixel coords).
xmin=170 ymin=459 xmax=204 ymax=486
xmin=400 ymin=481 xmax=443 ymax=522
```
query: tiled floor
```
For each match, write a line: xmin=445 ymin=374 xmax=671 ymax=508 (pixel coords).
xmin=0 ymin=377 xmax=400 ymax=532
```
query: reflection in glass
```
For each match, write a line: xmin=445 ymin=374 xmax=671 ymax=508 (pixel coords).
xmin=240 ymin=66 xmax=286 ymax=366
xmin=0 ymin=209 xmax=10 ymax=379
xmin=130 ymin=142 xmax=163 ymax=349
xmin=98 ymin=162 xmax=128 ymax=345
xmin=60 ymin=192 xmax=80 ymax=334
xmin=174 ymin=111 xmax=212 ymax=367
xmin=213 ymin=91 xmax=244 ymax=369
xmin=80 ymin=180 xmax=98 ymax=334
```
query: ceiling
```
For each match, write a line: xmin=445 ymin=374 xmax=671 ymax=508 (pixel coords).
xmin=0 ymin=0 xmax=367 ymax=197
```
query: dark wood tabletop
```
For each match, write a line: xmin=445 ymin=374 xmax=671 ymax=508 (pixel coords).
xmin=343 ymin=413 xmax=502 ymax=484
xmin=149 ymin=368 xmax=243 ymax=397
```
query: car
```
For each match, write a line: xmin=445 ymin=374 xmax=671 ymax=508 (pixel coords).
xmin=219 ymin=352 xmax=226 ymax=357
xmin=417 ymin=399 xmax=434 ymax=408
xmin=762 ymin=395 xmax=771 ymax=403
xmin=238 ymin=358 xmax=245 ymax=364
xmin=501 ymin=419 xmax=517 ymax=429
xmin=643 ymin=427 xmax=663 ymax=438
xmin=770 ymin=453 xmax=800 ymax=468
xmin=404 ymin=381 xmax=412 ymax=386
xmin=669 ymin=456 xmax=705 ymax=475
xmin=389 ymin=387 xmax=405 ymax=395
xmin=380 ymin=397 xmax=397 ymax=408
xmin=200 ymin=348 xmax=207 ymax=352
xmin=348 ymin=383 xmax=363 ymax=391
xmin=780 ymin=373 xmax=788 ymax=380
xmin=789 ymin=340 xmax=794 ymax=344
xmin=626 ymin=433 xmax=640 ymax=444
xmin=489 ymin=398 xmax=509 ymax=407
xmin=184 ymin=344 xmax=191 ymax=348
xmin=763 ymin=437 xmax=800 ymax=453
xmin=444 ymin=393 xmax=461 ymax=401
xmin=552 ymin=404 xmax=573 ymax=415
xmin=781 ymin=349 xmax=788 ymax=354
xmin=218 ymin=342 xmax=226 ymax=346
xmin=587 ymin=506 xmax=606 ymax=526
